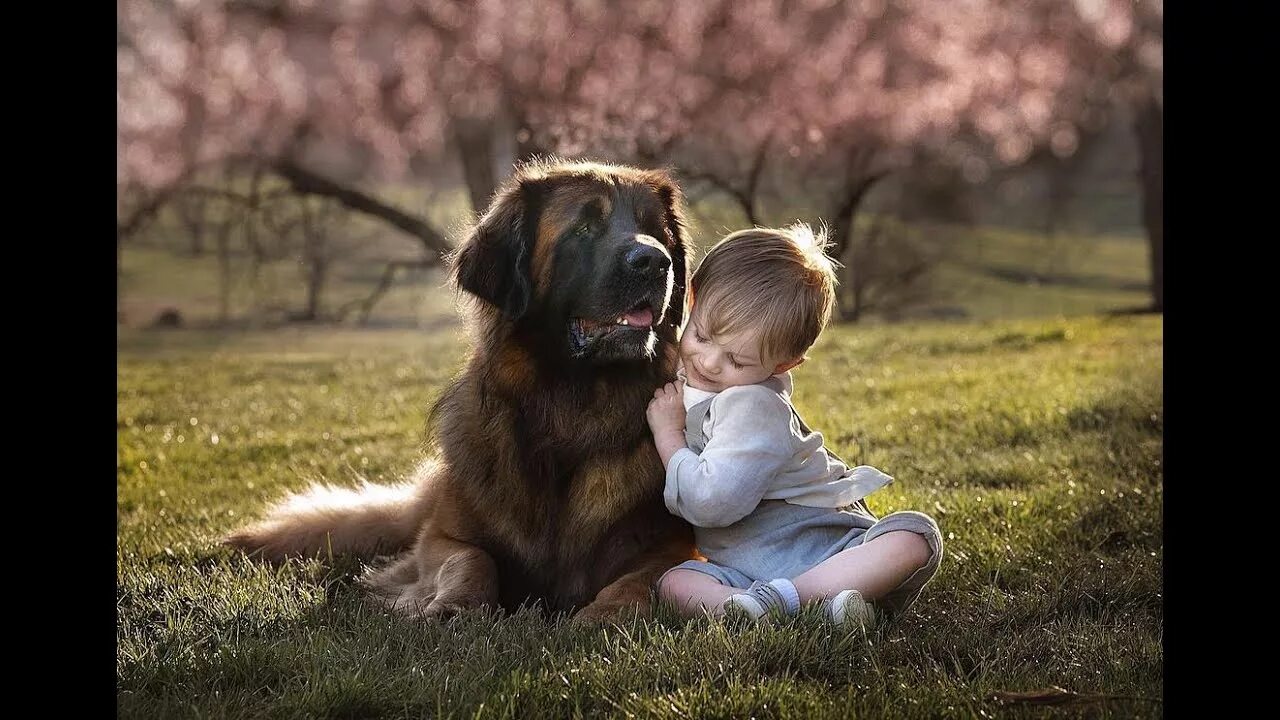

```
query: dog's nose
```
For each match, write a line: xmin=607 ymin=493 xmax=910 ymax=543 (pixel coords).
xmin=624 ymin=241 xmax=671 ymax=276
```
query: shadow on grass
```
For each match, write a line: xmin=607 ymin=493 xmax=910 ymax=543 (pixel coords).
xmin=976 ymin=264 xmax=1150 ymax=293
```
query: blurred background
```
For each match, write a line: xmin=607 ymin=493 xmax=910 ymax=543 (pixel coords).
xmin=117 ymin=0 xmax=1162 ymax=335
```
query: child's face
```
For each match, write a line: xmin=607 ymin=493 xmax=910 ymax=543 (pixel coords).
xmin=680 ymin=308 xmax=798 ymax=392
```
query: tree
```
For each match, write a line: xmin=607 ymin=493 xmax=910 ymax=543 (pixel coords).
xmin=521 ymin=0 xmax=1147 ymax=317
xmin=1070 ymin=0 xmax=1163 ymax=311
xmin=119 ymin=0 xmax=1158 ymax=317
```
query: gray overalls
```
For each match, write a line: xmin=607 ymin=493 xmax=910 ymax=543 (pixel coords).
xmin=664 ymin=376 xmax=945 ymax=616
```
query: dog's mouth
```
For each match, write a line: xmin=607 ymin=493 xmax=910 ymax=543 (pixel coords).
xmin=570 ymin=301 xmax=660 ymax=356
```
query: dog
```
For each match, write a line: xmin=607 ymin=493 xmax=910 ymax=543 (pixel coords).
xmin=225 ymin=160 xmax=698 ymax=622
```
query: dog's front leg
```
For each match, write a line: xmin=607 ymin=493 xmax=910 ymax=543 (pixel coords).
xmin=572 ymin=528 xmax=695 ymax=624
xmin=365 ymin=530 xmax=499 ymax=620
xmin=419 ymin=532 xmax=499 ymax=619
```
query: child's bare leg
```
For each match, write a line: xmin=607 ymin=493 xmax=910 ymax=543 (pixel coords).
xmin=791 ymin=530 xmax=933 ymax=604
xmin=658 ymin=568 xmax=744 ymax=617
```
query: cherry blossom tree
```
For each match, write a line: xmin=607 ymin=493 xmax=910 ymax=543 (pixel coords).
xmin=1068 ymin=0 xmax=1162 ymax=311
xmin=118 ymin=0 xmax=1160 ymax=319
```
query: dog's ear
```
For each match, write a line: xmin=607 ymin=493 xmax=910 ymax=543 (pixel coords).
xmin=655 ymin=177 xmax=690 ymax=329
xmin=453 ymin=179 xmax=545 ymax=321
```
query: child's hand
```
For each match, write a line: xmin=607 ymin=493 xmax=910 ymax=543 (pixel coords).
xmin=647 ymin=382 xmax=686 ymax=438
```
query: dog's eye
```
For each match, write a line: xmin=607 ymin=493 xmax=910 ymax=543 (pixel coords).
xmin=574 ymin=219 xmax=596 ymax=238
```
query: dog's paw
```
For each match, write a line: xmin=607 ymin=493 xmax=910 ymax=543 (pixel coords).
xmin=421 ymin=598 xmax=469 ymax=621
xmin=571 ymin=601 xmax=639 ymax=627
xmin=383 ymin=592 xmax=486 ymax=622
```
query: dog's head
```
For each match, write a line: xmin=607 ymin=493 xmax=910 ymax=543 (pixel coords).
xmin=453 ymin=159 xmax=689 ymax=367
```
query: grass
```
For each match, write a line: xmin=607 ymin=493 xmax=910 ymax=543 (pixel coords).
xmin=930 ymin=226 xmax=1151 ymax=320
xmin=117 ymin=312 xmax=1163 ymax=719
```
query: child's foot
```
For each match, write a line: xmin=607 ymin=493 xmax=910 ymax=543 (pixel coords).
xmin=824 ymin=589 xmax=878 ymax=631
xmin=723 ymin=579 xmax=800 ymax=623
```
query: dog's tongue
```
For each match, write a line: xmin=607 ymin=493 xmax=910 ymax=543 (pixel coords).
xmin=624 ymin=306 xmax=654 ymax=328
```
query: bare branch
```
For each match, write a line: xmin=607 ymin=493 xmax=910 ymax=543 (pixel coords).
xmin=334 ymin=258 xmax=439 ymax=325
xmin=118 ymin=187 xmax=177 ymax=241
xmin=680 ymin=170 xmax=758 ymax=226
xmin=271 ymin=159 xmax=453 ymax=259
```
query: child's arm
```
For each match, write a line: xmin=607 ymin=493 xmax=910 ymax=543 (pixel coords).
xmin=653 ymin=385 xmax=796 ymax=528
xmin=646 ymin=382 xmax=689 ymax=467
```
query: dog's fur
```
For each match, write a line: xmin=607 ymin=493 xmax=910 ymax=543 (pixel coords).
xmin=225 ymin=160 xmax=698 ymax=621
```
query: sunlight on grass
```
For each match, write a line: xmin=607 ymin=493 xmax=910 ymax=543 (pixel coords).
xmin=118 ymin=313 xmax=1162 ymax=718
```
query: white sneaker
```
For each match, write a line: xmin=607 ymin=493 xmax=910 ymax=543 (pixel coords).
xmin=825 ymin=589 xmax=878 ymax=630
xmin=724 ymin=580 xmax=793 ymax=623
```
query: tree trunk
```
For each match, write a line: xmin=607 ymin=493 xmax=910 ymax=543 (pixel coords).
xmin=189 ymin=216 xmax=206 ymax=256
xmin=304 ymin=258 xmax=325 ymax=322
xmin=830 ymin=210 xmax=862 ymax=322
xmin=216 ymin=166 xmax=236 ymax=325
xmin=116 ymin=188 xmax=174 ymax=325
xmin=829 ymin=172 xmax=889 ymax=322
xmin=1134 ymin=94 xmax=1163 ymax=312
xmin=454 ymin=117 xmax=499 ymax=214
xmin=683 ymin=170 xmax=761 ymax=227
xmin=117 ymin=230 xmax=125 ymax=324
xmin=217 ymin=229 xmax=232 ymax=325
xmin=300 ymin=200 xmax=325 ymax=323
xmin=177 ymin=193 xmax=207 ymax=256
xmin=245 ymin=166 xmax=267 ymax=319
xmin=512 ymin=106 xmax=550 ymax=165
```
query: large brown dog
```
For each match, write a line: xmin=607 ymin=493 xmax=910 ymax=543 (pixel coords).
xmin=226 ymin=160 xmax=698 ymax=621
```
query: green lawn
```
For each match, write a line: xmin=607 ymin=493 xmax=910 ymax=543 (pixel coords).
xmin=117 ymin=313 xmax=1163 ymax=718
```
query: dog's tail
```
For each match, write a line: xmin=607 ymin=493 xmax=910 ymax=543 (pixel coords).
xmin=222 ymin=458 xmax=441 ymax=563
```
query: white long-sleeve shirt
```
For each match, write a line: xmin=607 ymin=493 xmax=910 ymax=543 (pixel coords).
xmin=663 ymin=372 xmax=894 ymax=528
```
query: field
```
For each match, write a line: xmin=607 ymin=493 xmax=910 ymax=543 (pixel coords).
xmin=118 ymin=190 xmax=1161 ymax=717
xmin=118 ymin=306 xmax=1162 ymax=717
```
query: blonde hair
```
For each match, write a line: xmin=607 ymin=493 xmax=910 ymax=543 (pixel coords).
xmin=689 ymin=222 xmax=839 ymax=363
